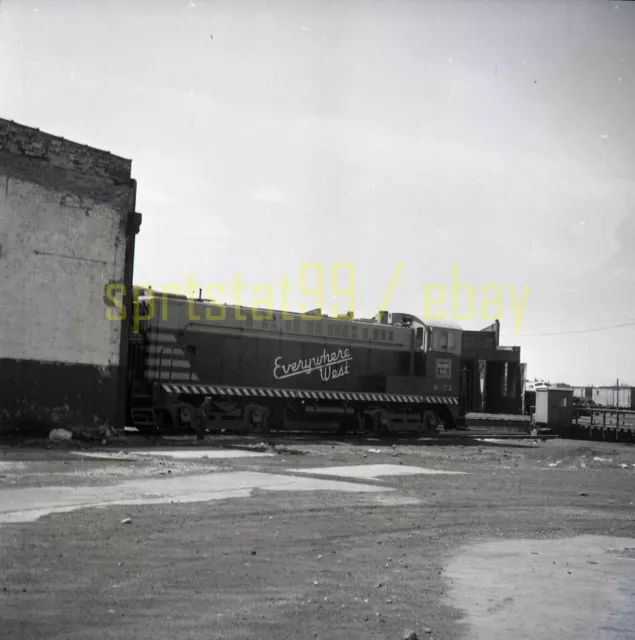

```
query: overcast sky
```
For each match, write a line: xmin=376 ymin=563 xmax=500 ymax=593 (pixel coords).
xmin=1 ymin=0 xmax=633 ymax=385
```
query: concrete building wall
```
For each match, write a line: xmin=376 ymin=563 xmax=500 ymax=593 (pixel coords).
xmin=0 ymin=118 xmax=141 ymax=435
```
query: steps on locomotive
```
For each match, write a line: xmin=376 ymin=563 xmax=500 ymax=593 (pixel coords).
xmin=129 ymin=391 xmax=158 ymax=430
xmin=130 ymin=407 xmax=157 ymax=429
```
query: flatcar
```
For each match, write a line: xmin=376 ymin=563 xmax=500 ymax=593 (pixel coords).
xmin=125 ymin=290 xmax=465 ymax=435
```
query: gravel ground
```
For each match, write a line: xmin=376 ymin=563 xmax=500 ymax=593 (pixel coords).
xmin=1 ymin=435 xmax=634 ymax=640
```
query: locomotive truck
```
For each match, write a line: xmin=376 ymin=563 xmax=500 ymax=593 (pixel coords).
xmin=125 ymin=290 xmax=465 ymax=436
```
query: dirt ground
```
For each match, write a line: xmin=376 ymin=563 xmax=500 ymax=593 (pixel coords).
xmin=1 ymin=434 xmax=634 ymax=640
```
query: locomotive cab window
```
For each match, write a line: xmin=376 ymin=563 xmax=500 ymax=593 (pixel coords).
xmin=430 ymin=329 xmax=449 ymax=351
xmin=429 ymin=327 xmax=460 ymax=354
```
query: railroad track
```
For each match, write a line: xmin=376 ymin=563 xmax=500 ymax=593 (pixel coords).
xmin=121 ymin=422 xmax=551 ymax=445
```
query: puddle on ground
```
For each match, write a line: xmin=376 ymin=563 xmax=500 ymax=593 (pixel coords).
xmin=371 ymin=494 xmax=421 ymax=507
xmin=0 ymin=471 xmax=391 ymax=523
xmin=73 ymin=449 xmax=274 ymax=460
xmin=444 ymin=535 xmax=635 ymax=640
xmin=0 ymin=462 xmax=29 ymax=472
xmin=0 ymin=463 xmax=222 ymax=481
xmin=289 ymin=464 xmax=467 ymax=479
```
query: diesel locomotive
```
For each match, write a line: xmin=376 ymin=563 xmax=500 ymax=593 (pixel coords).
xmin=125 ymin=290 xmax=465 ymax=435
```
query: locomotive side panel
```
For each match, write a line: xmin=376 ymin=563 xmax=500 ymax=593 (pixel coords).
xmin=139 ymin=294 xmax=415 ymax=392
xmin=176 ymin=328 xmax=411 ymax=392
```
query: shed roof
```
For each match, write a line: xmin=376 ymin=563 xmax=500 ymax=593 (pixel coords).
xmin=536 ymin=386 xmax=573 ymax=392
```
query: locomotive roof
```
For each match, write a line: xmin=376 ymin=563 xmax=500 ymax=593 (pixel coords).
xmin=136 ymin=291 xmax=463 ymax=331
xmin=419 ymin=316 xmax=463 ymax=331
xmin=391 ymin=312 xmax=462 ymax=331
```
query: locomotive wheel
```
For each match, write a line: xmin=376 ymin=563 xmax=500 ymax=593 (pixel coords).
xmin=256 ymin=407 xmax=271 ymax=434
xmin=416 ymin=411 xmax=435 ymax=435
xmin=178 ymin=402 xmax=205 ymax=440
xmin=334 ymin=412 xmax=350 ymax=434
xmin=242 ymin=404 xmax=269 ymax=433
xmin=178 ymin=403 xmax=197 ymax=425
xmin=267 ymin=402 xmax=287 ymax=431
xmin=154 ymin=408 xmax=174 ymax=431
xmin=436 ymin=406 xmax=456 ymax=430
xmin=354 ymin=410 xmax=364 ymax=433
xmin=371 ymin=410 xmax=389 ymax=436
xmin=242 ymin=406 xmax=256 ymax=433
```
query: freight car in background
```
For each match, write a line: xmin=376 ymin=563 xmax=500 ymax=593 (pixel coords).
xmin=573 ymin=385 xmax=635 ymax=410
xmin=125 ymin=290 xmax=466 ymax=436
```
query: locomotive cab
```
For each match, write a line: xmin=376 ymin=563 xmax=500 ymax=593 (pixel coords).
xmin=379 ymin=312 xmax=463 ymax=430
xmin=390 ymin=311 xmax=462 ymax=385
xmin=427 ymin=324 xmax=460 ymax=354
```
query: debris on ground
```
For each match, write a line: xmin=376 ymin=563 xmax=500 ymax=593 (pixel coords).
xmin=49 ymin=428 xmax=73 ymax=442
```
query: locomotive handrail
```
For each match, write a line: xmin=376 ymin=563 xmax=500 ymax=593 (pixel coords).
xmin=179 ymin=322 xmax=202 ymax=336
xmin=179 ymin=321 xmax=247 ymax=336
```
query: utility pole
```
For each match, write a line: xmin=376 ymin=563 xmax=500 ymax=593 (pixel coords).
xmin=616 ymin=378 xmax=620 ymax=409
